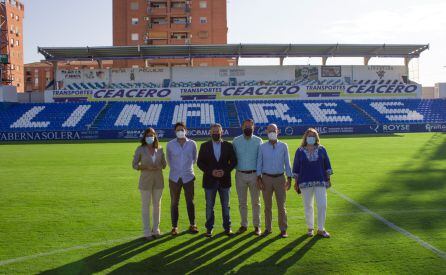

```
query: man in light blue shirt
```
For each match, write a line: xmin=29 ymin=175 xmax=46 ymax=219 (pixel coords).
xmin=232 ymin=119 xmax=263 ymax=235
xmin=257 ymin=123 xmax=292 ymax=238
xmin=166 ymin=122 xmax=198 ymax=235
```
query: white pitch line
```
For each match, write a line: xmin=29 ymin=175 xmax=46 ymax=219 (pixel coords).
xmin=327 ymin=208 xmax=446 ymax=217
xmin=0 ymin=236 xmax=139 ymax=267
xmin=331 ymin=188 xmax=446 ymax=260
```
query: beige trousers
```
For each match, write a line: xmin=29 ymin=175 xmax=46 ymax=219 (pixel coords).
xmin=140 ymin=188 xmax=163 ymax=237
xmin=262 ymin=174 xmax=287 ymax=232
xmin=235 ymin=171 xmax=261 ymax=228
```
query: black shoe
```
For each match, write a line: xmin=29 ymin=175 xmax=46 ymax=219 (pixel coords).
xmin=262 ymin=229 xmax=272 ymax=237
xmin=204 ymin=230 xmax=213 ymax=238
xmin=280 ymin=231 xmax=288 ymax=238
xmin=225 ymin=228 xmax=234 ymax=236
xmin=144 ymin=236 xmax=154 ymax=241
xmin=237 ymin=226 xmax=247 ymax=234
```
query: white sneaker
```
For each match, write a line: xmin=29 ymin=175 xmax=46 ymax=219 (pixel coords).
xmin=317 ymin=230 xmax=330 ymax=238
xmin=307 ymin=229 xmax=314 ymax=237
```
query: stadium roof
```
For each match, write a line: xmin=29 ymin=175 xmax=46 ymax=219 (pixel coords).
xmin=38 ymin=44 xmax=429 ymax=61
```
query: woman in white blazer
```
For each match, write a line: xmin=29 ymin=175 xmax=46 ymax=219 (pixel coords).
xmin=132 ymin=128 xmax=167 ymax=240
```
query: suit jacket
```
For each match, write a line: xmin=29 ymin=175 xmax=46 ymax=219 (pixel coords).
xmin=132 ymin=145 xmax=167 ymax=190
xmin=197 ymin=140 xmax=237 ymax=189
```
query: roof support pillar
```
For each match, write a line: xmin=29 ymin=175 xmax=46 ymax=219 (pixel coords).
xmin=322 ymin=57 xmax=328 ymax=66
xmin=404 ymin=57 xmax=412 ymax=72
xmin=279 ymin=57 xmax=285 ymax=66
xmin=364 ymin=56 xmax=371 ymax=65
xmin=52 ymin=61 xmax=58 ymax=90
xmin=97 ymin=60 xmax=103 ymax=69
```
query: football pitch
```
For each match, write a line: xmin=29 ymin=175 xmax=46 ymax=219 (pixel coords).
xmin=0 ymin=132 xmax=445 ymax=274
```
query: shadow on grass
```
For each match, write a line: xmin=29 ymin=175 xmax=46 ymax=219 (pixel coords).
xmin=234 ymin=235 xmax=322 ymax=274
xmin=341 ymin=132 xmax=446 ymax=233
xmin=39 ymin=232 xmax=197 ymax=274
xmin=107 ymin=232 xmax=267 ymax=274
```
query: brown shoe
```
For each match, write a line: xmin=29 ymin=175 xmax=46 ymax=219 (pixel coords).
xmin=189 ymin=225 xmax=199 ymax=234
xmin=225 ymin=228 xmax=234 ymax=236
xmin=280 ymin=231 xmax=288 ymax=238
xmin=204 ymin=230 xmax=213 ymax=238
xmin=254 ymin=227 xmax=262 ymax=236
xmin=171 ymin=227 xmax=179 ymax=236
xmin=237 ymin=226 xmax=247 ymax=234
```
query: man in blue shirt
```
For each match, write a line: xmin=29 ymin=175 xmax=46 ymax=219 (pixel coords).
xmin=232 ymin=119 xmax=263 ymax=235
xmin=257 ymin=124 xmax=292 ymax=238
xmin=166 ymin=122 xmax=198 ymax=235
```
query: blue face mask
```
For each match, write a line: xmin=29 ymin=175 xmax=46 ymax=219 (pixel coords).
xmin=145 ymin=137 xmax=155 ymax=145
xmin=306 ymin=136 xmax=316 ymax=145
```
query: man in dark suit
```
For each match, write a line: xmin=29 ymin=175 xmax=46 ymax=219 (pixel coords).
xmin=197 ymin=123 xmax=237 ymax=237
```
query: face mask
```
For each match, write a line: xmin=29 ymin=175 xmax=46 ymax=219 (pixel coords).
xmin=212 ymin=134 xmax=221 ymax=142
xmin=145 ymin=137 xmax=155 ymax=145
xmin=243 ymin=128 xmax=253 ymax=137
xmin=306 ymin=136 xmax=316 ymax=145
xmin=268 ymin=132 xmax=277 ymax=141
xmin=176 ymin=130 xmax=186 ymax=139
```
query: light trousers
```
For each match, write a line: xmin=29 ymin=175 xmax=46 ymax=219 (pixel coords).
xmin=235 ymin=171 xmax=261 ymax=228
xmin=301 ymin=186 xmax=327 ymax=231
xmin=140 ymin=188 xmax=163 ymax=237
xmin=262 ymin=175 xmax=287 ymax=232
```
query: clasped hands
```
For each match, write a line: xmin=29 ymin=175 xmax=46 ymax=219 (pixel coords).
xmin=212 ymin=169 xmax=225 ymax=178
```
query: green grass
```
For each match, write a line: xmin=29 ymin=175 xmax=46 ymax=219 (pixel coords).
xmin=0 ymin=133 xmax=446 ymax=274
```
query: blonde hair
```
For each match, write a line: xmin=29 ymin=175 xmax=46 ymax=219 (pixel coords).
xmin=210 ymin=123 xmax=223 ymax=133
xmin=301 ymin=128 xmax=320 ymax=147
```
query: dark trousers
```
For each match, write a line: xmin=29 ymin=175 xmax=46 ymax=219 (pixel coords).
xmin=205 ymin=186 xmax=231 ymax=231
xmin=169 ymin=178 xmax=195 ymax=228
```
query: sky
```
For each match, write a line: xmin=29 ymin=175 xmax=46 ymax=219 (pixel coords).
xmin=22 ymin=0 xmax=446 ymax=86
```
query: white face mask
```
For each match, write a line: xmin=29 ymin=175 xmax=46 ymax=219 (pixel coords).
xmin=145 ymin=137 xmax=155 ymax=145
xmin=176 ymin=130 xmax=186 ymax=139
xmin=306 ymin=136 xmax=316 ymax=145
xmin=268 ymin=132 xmax=278 ymax=141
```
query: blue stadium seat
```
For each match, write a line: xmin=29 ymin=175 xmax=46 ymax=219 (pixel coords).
xmin=235 ymin=100 xmax=371 ymax=126
xmin=97 ymin=101 xmax=231 ymax=130
xmin=0 ymin=102 xmax=105 ymax=131
xmin=353 ymin=99 xmax=446 ymax=124
xmin=1 ymin=99 xmax=445 ymax=133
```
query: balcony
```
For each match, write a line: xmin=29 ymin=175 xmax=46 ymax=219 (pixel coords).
xmin=149 ymin=18 xmax=169 ymax=31
xmin=150 ymin=39 xmax=168 ymax=45
xmin=170 ymin=17 xmax=190 ymax=31
xmin=170 ymin=24 xmax=190 ymax=31
xmin=170 ymin=39 xmax=190 ymax=45
xmin=170 ymin=3 xmax=191 ymax=15
xmin=148 ymin=7 xmax=167 ymax=15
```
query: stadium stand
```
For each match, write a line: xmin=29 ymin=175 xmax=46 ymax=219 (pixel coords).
xmin=1 ymin=99 xmax=445 ymax=133
xmin=96 ymin=101 xmax=230 ymax=130
xmin=236 ymin=100 xmax=371 ymax=126
xmin=354 ymin=99 xmax=446 ymax=123
xmin=59 ymin=79 xmax=410 ymax=90
xmin=65 ymin=82 xmax=161 ymax=90
xmin=0 ymin=102 xmax=105 ymax=131
xmin=170 ymin=81 xmax=227 ymax=88
xmin=65 ymin=82 xmax=107 ymax=90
